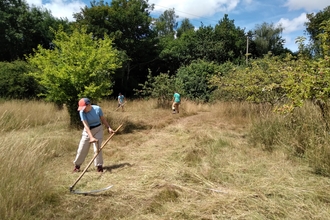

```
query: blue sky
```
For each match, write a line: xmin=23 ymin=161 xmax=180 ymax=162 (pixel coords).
xmin=26 ymin=0 xmax=330 ymax=52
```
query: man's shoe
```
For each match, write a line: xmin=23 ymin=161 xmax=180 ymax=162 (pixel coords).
xmin=73 ymin=165 xmax=80 ymax=172
xmin=97 ymin=165 xmax=103 ymax=172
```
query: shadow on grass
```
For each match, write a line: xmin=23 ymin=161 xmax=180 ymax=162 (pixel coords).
xmin=120 ymin=120 xmax=151 ymax=134
xmin=104 ymin=162 xmax=132 ymax=172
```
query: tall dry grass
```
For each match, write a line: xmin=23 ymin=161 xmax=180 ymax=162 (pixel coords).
xmin=0 ymin=99 xmax=330 ymax=219
xmin=0 ymin=100 xmax=69 ymax=219
xmin=249 ymin=101 xmax=330 ymax=177
xmin=0 ymin=100 xmax=68 ymax=131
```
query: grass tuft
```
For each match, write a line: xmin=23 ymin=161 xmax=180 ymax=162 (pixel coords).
xmin=146 ymin=184 xmax=180 ymax=213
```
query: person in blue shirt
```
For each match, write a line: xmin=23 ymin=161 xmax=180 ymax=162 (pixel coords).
xmin=172 ymin=92 xmax=181 ymax=114
xmin=73 ymin=98 xmax=115 ymax=172
xmin=117 ymin=92 xmax=125 ymax=112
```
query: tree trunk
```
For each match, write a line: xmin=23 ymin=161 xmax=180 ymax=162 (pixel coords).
xmin=315 ymin=100 xmax=330 ymax=131
xmin=66 ymin=100 xmax=82 ymax=128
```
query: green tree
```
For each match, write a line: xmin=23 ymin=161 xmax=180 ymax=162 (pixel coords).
xmin=212 ymin=54 xmax=288 ymax=104
xmin=214 ymin=14 xmax=246 ymax=63
xmin=295 ymin=36 xmax=312 ymax=58
xmin=74 ymin=0 xmax=158 ymax=95
xmin=154 ymin=8 xmax=178 ymax=38
xmin=175 ymin=59 xmax=219 ymax=102
xmin=0 ymin=0 xmax=70 ymax=61
xmin=27 ymin=27 xmax=122 ymax=126
xmin=305 ymin=6 xmax=330 ymax=57
xmin=308 ymin=21 xmax=330 ymax=174
xmin=284 ymin=20 xmax=330 ymax=129
xmin=158 ymin=29 xmax=197 ymax=73
xmin=252 ymin=22 xmax=286 ymax=57
xmin=0 ymin=60 xmax=41 ymax=99
xmin=135 ymin=70 xmax=175 ymax=107
xmin=194 ymin=24 xmax=219 ymax=62
xmin=176 ymin=18 xmax=194 ymax=38
xmin=158 ymin=14 xmax=247 ymax=71
xmin=158 ymin=24 xmax=219 ymax=73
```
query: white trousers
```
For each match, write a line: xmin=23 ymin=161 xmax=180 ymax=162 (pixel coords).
xmin=73 ymin=125 xmax=103 ymax=167
xmin=172 ymin=102 xmax=180 ymax=113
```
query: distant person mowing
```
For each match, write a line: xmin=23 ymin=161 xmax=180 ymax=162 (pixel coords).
xmin=117 ymin=93 xmax=125 ymax=112
xmin=172 ymin=92 xmax=181 ymax=114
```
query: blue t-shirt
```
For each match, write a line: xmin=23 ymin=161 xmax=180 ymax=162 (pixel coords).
xmin=173 ymin=93 xmax=180 ymax=103
xmin=79 ymin=105 xmax=103 ymax=127
xmin=118 ymin=95 xmax=125 ymax=104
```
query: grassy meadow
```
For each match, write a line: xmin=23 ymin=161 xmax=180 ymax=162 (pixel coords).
xmin=0 ymin=99 xmax=330 ymax=219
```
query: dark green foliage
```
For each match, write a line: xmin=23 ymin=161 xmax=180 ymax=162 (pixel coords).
xmin=137 ymin=60 xmax=222 ymax=104
xmin=251 ymin=22 xmax=287 ymax=56
xmin=194 ymin=25 xmax=219 ymax=62
xmin=154 ymin=8 xmax=178 ymax=37
xmin=0 ymin=0 xmax=70 ymax=61
xmin=157 ymin=14 xmax=247 ymax=75
xmin=0 ymin=60 xmax=41 ymax=99
xmin=216 ymin=61 xmax=237 ymax=76
xmin=175 ymin=60 xmax=219 ymax=102
xmin=135 ymin=70 xmax=175 ymax=107
xmin=214 ymin=14 xmax=247 ymax=62
xmin=176 ymin=18 xmax=194 ymax=38
xmin=157 ymin=33 xmax=195 ymax=73
xmin=74 ymin=0 xmax=158 ymax=95
xmin=305 ymin=6 xmax=330 ymax=56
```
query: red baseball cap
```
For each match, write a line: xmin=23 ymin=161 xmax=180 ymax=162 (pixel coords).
xmin=77 ymin=98 xmax=91 ymax=111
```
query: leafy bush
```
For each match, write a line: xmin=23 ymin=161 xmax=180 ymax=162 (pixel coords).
xmin=27 ymin=26 xmax=121 ymax=126
xmin=135 ymin=69 xmax=176 ymax=108
xmin=0 ymin=60 xmax=42 ymax=99
xmin=175 ymin=59 xmax=219 ymax=102
xmin=212 ymin=54 xmax=288 ymax=104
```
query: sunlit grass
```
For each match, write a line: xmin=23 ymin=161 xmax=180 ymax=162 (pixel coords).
xmin=0 ymin=99 xmax=330 ymax=219
xmin=249 ymin=101 xmax=330 ymax=176
xmin=0 ymin=134 xmax=60 ymax=219
xmin=0 ymin=100 xmax=68 ymax=131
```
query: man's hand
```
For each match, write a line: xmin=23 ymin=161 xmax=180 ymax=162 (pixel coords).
xmin=108 ymin=127 xmax=115 ymax=134
xmin=89 ymin=137 xmax=98 ymax=143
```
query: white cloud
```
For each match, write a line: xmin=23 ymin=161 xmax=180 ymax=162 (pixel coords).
xmin=282 ymin=35 xmax=297 ymax=51
xmin=150 ymin=0 xmax=240 ymax=18
xmin=284 ymin=0 xmax=329 ymax=11
xmin=26 ymin=0 xmax=85 ymax=21
xmin=276 ymin=13 xmax=307 ymax=33
xmin=25 ymin=0 xmax=43 ymax=6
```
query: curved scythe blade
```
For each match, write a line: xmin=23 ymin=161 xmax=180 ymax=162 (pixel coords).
xmin=71 ymin=185 xmax=113 ymax=195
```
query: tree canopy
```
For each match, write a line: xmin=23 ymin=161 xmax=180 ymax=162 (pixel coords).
xmin=74 ymin=0 xmax=158 ymax=95
xmin=176 ymin=18 xmax=194 ymax=38
xmin=0 ymin=1 xmax=298 ymax=100
xmin=0 ymin=0 xmax=70 ymax=61
xmin=154 ymin=8 xmax=178 ymax=38
xmin=305 ymin=5 xmax=330 ymax=56
xmin=252 ymin=22 xmax=286 ymax=57
xmin=27 ymin=26 xmax=122 ymax=125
